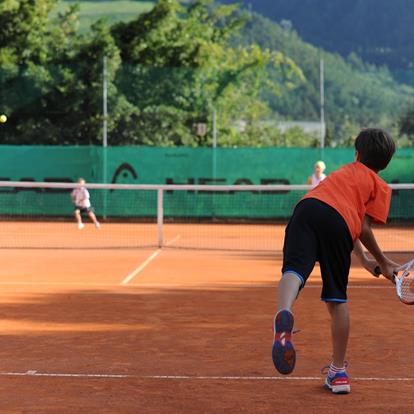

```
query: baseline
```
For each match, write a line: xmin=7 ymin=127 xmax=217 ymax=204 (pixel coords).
xmin=0 ymin=370 xmax=412 ymax=382
xmin=0 ymin=281 xmax=393 ymax=289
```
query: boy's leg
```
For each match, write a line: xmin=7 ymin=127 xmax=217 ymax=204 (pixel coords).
xmin=315 ymin=201 xmax=353 ymax=393
xmin=273 ymin=273 xmax=302 ymax=375
xmin=324 ymin=302 xmax=351 ymax=394
xmin=88 ymin=211 xmax=100 ymax=228
xmin=75 ymin=209 xmax=84 ymax=229
xmin=277 ymin=272 xmax=302 ymax=311
xmin=326 ymin=302 xmax=349 ymax=368
xmin=274 ymin=201 xmax=318 ymax=375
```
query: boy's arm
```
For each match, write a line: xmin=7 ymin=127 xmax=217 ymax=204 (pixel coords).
xmin=359 ymin=216 xmax=399 ymax=281
xmin=353 ymin=240 xmax=378 ymax=276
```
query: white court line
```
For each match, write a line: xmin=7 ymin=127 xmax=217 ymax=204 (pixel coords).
xmin=0 ymin=281 xmax=124 ymax=287
xmin=120 ymin=284 xmax=393 ymax=290
xmin=120 ymin=250 xmax=162 ymax=285
xmin=165 ymin=234 xmax=181 ymax=247
xmin=0 ymin=371 xmax=412 ymax=382
xmin=145 ymin=375 xmax=414 ymax=382
xmin=0 ymin=281 xmax=393 ymax=289
xmin=120 ymin=235 xmax=181 ymax=285
xmin=0 ymin=370 xmax=129 ymax=379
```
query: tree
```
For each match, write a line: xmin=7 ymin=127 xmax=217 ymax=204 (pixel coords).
xmin=111 ymin=0 xmax=303 ymax=146
xmin=2 ymin=0 xmax=408 ymax=147
xmin=0 ymin=0 xmax=56 ymax=66
xmin=0 ymin=0 xmax=303 ymax=146
xmin=1 ymin=0 xmax=60 ymax=143
xmin=399 ymin=107 xmax=414 ymax=144
xmin=0 ymin=1 xmax=129 ymax=145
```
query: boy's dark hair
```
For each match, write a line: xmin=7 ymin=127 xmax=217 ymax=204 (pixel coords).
xmin=355 ymin=128 xmax=395 ymax=171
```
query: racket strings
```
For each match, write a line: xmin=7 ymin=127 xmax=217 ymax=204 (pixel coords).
xmin=399 ymin=274 xmax=414 ymax=303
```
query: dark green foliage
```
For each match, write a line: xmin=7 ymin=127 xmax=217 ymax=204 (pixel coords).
xmin=236 ymin=13 xmax=413 ymax=145
xmin=0 ymin=0 xmax=413 ymax=147
xmin=399 ymin=107 xmax=414 ymax=144
xmin=109 ymin=0 xmax=302 ymax=146
xmin=0 ymin=0 xmax=302 ymax=146
xmin=223 ymin=0 xmax=414 ymax=78
xmin=0 ymin=1 xmax=122 ymax=145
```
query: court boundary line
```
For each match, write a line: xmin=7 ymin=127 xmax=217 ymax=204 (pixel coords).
xmin=1 ymin=370 xmax=413 ymax=382
xmin=120 ymin=235 xmax=181 ymax=285
xmin=0 ymin=280 xmax=394 ymax=289
xmin=0 ymin=281 xmax=394 ymax=289
xmin=120 ymin=250 xmax=161 ymax=285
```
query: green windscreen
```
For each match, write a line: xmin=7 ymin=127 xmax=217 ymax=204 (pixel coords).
xmin=0 ymin=146 xmax=412 ymax=220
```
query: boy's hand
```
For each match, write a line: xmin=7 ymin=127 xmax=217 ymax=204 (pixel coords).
xmin=378 ymin=259 xmax=400 ymax=282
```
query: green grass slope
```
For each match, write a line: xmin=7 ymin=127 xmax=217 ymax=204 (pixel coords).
xmin=55 ymin=1 xmax=154 ymax=32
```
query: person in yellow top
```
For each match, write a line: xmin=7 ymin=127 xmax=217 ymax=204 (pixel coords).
xmin=307 ymin=160 xmax=327 ymax=187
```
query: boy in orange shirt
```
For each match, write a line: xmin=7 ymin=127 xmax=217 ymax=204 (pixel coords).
xmin=272 ymin=128 xmax=399 ymax=394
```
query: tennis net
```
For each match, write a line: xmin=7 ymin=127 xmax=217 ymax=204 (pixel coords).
xmin=0 ymin=181 xmax=412 ymax=252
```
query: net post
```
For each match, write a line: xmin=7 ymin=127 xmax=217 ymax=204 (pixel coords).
xmin=102 ymin=146 xmax=108 ymax=219
xmin=157 ymin=189 xmax=164 ymax=248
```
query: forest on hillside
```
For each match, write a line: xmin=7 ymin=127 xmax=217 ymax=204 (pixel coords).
xmin=1 ymin=0 xmax=413 ymax=147
xmin=237 ymin=13 xmax=414 ymax=146
xmin=224 ymin=0 xmax=414 ymax=84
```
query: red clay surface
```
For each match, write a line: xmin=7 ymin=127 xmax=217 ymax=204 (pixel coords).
xmin=0 ymin=221 xmax=412 ymax=252
xmin=0 ymin=222 xmax=412 ymax=413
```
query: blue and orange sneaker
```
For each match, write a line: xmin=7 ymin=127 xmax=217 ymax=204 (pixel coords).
xmin=272 ymin=309 xmax=296 ymax=375
xmin=324 ymin=369 xmax=351 ymax=394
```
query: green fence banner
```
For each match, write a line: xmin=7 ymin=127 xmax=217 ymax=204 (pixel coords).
xmin=0 ymin=146 xmax=412 ymax=219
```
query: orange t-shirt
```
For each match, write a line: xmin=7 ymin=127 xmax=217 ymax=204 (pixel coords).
xmin=302 ymin=161 xmax=391 ymax=241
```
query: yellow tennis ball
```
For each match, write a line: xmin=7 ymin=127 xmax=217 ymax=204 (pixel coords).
xmin=0 ymin=115 xmax=7 ymax=123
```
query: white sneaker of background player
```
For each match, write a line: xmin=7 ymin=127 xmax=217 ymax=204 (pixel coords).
xmin=95 ymin=222 xmax=101 ymax=229
xmin=78 ymin=223 xmax=85 ymax=230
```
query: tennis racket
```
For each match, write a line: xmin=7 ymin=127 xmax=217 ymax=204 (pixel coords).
xmin=374 ymin=259 xmax=414 ymax=305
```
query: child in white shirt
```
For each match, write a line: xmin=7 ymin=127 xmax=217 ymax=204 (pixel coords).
xmin=71 ymin=178 xmax=100 ymax=229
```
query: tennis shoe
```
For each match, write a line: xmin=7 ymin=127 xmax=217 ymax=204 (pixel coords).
xmin=324 ymin=370 xmax=351 ymax=394
xmin=95 ymin=221 xmax=101 ymax=229
xmin=272 ymin=309 xmax=296 ymax=375
xmin=77 ymin=223 xmax=85 ymax=230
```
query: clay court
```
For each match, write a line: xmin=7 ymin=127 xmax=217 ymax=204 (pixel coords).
xmin=0 ymin=222 xmax=412 ymax=413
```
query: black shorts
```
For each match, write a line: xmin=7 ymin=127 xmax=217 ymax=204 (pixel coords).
xmin=75 ymin=206 xmax=93 ymax=214
xmin=282 ymin=198 xmax=354 ymax=302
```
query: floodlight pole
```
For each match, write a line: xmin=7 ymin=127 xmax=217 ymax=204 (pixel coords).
xmin=320 ymin=58 xmax=326 ymax=155
xmin=103 ymin=56 xmax=108 ymax=218
xmin=212 ymin=107 xmax=217 ymax=180
xmin=212 ymin=107 xmax=217 ymax=218
xmin=103 ymin=56 xmax=108 ymax=151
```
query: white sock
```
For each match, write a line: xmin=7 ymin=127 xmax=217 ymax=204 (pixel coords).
xmin=328 ymin=363 xmax=346 ymax=377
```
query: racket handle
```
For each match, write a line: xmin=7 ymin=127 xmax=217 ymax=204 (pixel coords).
xmin=374 ymin=266 xmax=397 ymax=283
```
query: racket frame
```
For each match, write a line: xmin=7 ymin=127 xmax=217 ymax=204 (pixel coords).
xmin=374 ymin=262 xmax=414 ymax=305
